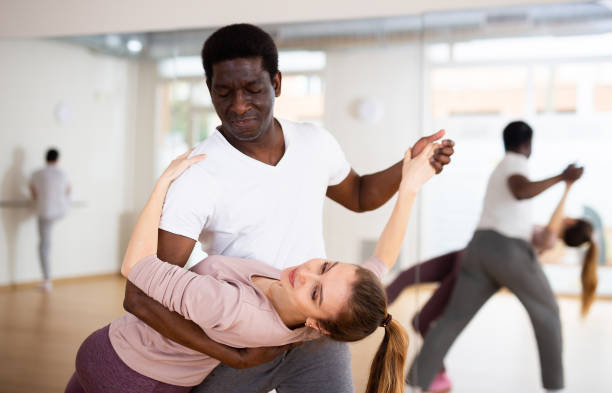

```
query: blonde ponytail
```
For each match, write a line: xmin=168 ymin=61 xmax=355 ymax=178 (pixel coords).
xmin=319 ymin=268 xmax=409 ymax=392
xmin=365 ymin=319 xmax=409 ymax=393
xmin=580 ymin=241 xmax=598 ymax=317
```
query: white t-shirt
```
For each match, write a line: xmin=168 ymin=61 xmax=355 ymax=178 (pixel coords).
xmin=30 ymin=166 xmax=70 ymax=220
xmin=159 ymin=119 xmax=351 ymax=270
xmin=477 ymin=152 xmax=533 ymax=241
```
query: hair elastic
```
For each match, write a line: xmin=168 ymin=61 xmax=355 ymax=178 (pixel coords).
xmin=380 ymin=314 xmax=392 ymax=328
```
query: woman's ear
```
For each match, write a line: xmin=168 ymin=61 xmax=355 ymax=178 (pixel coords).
xmin=305 ymin=317 xmax=330 ymax=335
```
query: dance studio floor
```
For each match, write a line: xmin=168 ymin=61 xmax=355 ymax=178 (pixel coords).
xmin=1 ymin=276 xmax=611 ymax=393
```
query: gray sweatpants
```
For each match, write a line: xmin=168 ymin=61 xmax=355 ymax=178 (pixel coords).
xmin=408 ymin=230 xmax=563 ymax=390
xmin=191 ymin=339 xmax=353 ymax=393
xmin=37 ymin=217 xmax=55 ymax=280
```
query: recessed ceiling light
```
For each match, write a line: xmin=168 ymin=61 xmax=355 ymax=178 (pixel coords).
xmin=126 ymin=39 xmax=143 ymax=53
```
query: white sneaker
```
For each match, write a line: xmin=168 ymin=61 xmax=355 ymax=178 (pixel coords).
xmin=37 ymin=280 xmax=52 ymax=292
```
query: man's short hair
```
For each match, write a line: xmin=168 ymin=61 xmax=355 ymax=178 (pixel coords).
xmin=503 ymin=121 xmax=533 ymax=151
xmin=46 ymin=148 xmax=59 ymax=163
xmin=201 ymin=23 xmax=279 ymax=84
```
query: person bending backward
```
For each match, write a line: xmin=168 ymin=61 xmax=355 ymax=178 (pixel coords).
xmin=407 ymin=121 xmax=583 ymax=393
xmin=386 ymin=175 xmax=598 ymax=393
xmin=65 ymin=142 xmax=440 ymax=393
xmin=119 ymin=24 xmax=454 ymax=393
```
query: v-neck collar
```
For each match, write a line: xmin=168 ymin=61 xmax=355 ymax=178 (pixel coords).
xmin=214 ymin=118 xmax=291 ymax=170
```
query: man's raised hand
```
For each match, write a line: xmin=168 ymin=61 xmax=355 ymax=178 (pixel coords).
xmin=411 ymin=129 xmax=454 ymax=174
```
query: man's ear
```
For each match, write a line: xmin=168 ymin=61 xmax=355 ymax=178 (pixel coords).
xmin=305 ymin=317 xmax=330 ymax=335
xmin=272 ymin=71 xmax=282 ymax=97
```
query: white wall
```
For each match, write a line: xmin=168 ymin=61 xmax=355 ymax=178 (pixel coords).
xmin=0 ymin=38 xmax=428 ymax=286
xmin=0 ymin=39 xmax=150 ymax=285
xmin=322 ymin=42 xmax=424 ymax=274
xmin=0 ymin=0 xmax=580 ymax=38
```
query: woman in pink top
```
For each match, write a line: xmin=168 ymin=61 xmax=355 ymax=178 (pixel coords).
xmin=65 ymin=140 xmax=441 ymax=393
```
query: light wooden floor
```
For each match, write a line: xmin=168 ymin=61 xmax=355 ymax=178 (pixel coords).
xmin=1 ymin=276 xmax=611 ymax=393
xmin=0 ymin=276 xmax=126 ymax=393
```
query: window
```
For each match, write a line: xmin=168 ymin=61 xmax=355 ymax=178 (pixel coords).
xmin=275 ymin=74 xmax=324 ymax=123
xmin=594 ymin=62 xmax=612 ymax=113
xmin=156 ymin=80 xmax=219 ymax=176
xmin=431 ymin=67 xmax=527 ymax=117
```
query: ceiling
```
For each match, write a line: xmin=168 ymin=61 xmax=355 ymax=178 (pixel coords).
xmin=60 ymin=2 xmax=612 ymax=60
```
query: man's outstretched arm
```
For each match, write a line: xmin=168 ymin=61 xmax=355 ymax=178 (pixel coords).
xmin=507 ymin=164 xmax=583 ymax=201
xmin=122 ymin=229 xmax=295 ymax=369
xmin=326 ymin=130 xmax=454 ymax=212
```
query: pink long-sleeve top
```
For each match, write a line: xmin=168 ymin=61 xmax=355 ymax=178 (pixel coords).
xmin=108 ymin=254 xmax=387 ymax=387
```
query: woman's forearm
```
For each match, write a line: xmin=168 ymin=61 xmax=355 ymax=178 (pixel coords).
xmin=373 ymin=143 xmax=437 ymax=269
xmin=121 ymin=178 xmax=171 ymax=277
xmin=546 ymin=183 xmax=571 ymax=236
xmin=373 ymin=190 xmax=416 ymax=269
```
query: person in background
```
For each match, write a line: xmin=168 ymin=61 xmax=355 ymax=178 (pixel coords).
xmin=406 ymin=121 xmax=583 ymax=393
xmin=388 ymin=172 xmax=597 ymax=393
xmin=30 ymin=148 xmax=70 ymax=291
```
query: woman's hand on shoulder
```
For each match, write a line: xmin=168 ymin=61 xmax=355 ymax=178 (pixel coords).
xmin=399 ymin=142 xmax=438 ymax=195
xmin=159 ymin=148 xmax=207 ymax=185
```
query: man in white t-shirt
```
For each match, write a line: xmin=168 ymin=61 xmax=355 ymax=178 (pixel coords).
xmin=123 ymin=24 xmax=454 ymax=393
xmin=30 ymin=148 xmax=70 ymax=291
xmin=408 ymin=121 xmax=582 ymax=393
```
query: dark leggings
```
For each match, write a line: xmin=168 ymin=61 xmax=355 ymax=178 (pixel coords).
xmin=386 ymin=250 xmax=463 ymax=337
xmin=65 ymin=325 xmax=191 ymax=393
